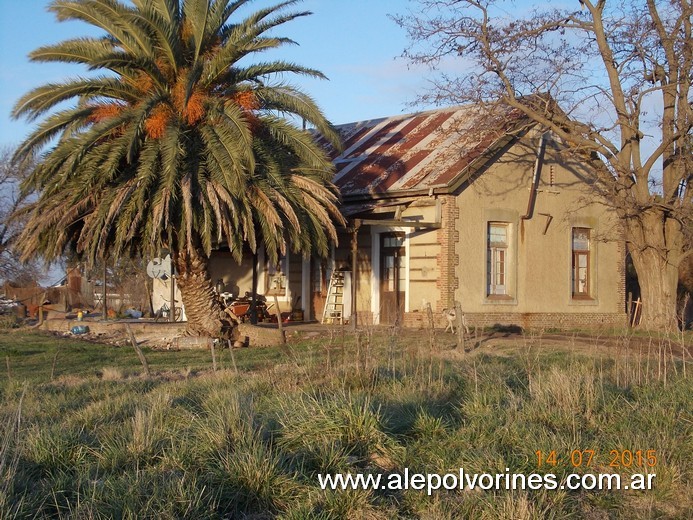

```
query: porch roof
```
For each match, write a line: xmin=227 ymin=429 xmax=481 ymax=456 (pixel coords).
xmin=322 ymin=103 xmax=533 ymax=201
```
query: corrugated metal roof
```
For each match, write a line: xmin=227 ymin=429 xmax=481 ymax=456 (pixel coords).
xmin=330 ymin=103 xmax=529 ymax=199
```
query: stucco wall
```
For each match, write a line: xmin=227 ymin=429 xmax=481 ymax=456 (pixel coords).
xmin=454 ymin=129 xmax=624 ymax=317
xmin=208 ymin=251 xmax=254 ymax=297
xmin=403 ymin=204 xmax=441 ymax=313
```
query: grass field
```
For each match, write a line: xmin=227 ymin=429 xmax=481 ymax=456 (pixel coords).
xmin=0 ymin=328 xmax=690 ymax=519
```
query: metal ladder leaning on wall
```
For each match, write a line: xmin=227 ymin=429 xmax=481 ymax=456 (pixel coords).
xmin=321 ymin=270 xmax=345 ymax=324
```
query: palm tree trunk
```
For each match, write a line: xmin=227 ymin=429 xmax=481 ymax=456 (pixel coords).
xmin=174 ymin=246 xmax=236 ymax=339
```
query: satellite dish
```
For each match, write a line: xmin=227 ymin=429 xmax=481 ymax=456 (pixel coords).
xmin=146 ymin=255 xmax=172 ymax=280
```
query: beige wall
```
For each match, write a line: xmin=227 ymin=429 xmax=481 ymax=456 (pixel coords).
xmin=455 ymin=129 xmax=624 ymax=316
xmin=402 ymin=205 xmax=441 ymax=313
xmin=208 ymin=251 xmax=254 ymax=297
xmin=152 ymin=277 xmax=183 ymax=318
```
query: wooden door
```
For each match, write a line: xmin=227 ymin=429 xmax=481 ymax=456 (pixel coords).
xmin=311 ymin=258 xmax=327 ymax=321
xmin=380 ymin=233 xmax=405 ymax=325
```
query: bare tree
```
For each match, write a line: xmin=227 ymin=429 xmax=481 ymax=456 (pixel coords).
xmin=0 ymin=147 xmax=42 ymax=286
xmin=394 ymin=0 xmax=692 ymax=329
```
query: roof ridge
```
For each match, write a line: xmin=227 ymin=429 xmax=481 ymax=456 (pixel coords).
xmin=334 ymin=103 xmax=479 ymax=128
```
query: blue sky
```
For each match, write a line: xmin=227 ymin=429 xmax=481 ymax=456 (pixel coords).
xmin=0 ymin=0 xmax=436 ymax=148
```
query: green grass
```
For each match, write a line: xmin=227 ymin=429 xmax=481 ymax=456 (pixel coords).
xmin=0 ymin=329 xmax=690 ymax=519
xmin=0 ymin=330 xmax=293 ymax=382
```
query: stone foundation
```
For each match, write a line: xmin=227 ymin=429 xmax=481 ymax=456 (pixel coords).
xmin=400 ymin=311 xmax=628 ymax=330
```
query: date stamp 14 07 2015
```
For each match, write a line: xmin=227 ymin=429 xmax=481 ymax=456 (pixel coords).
xmin=535 ymin=449 xmax=657 ymax=469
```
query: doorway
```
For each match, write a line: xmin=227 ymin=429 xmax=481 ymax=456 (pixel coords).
xmin=310 ymin=258 xmax=327 ymax=321
xmin=379 ymin=233 xmax=405 ymax=325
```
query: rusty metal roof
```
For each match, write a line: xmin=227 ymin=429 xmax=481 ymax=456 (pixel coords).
xmin=328 ymin=103 xmax=530 ymax=199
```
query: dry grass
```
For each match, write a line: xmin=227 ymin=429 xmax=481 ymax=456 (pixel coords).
xmin=0 ymin=329 xmax=690 ymax=518
xmin=100 ymin=366 xmax=125 ymax=381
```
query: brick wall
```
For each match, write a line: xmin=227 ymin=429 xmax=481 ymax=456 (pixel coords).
xmin=401 ymin=310 xmax=627 ymax=330
xmin=436 ymin=195 xmax=459 ymax=311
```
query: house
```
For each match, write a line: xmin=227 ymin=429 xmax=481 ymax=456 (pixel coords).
xmin=159 ymin=103 xmax=627 ymax=329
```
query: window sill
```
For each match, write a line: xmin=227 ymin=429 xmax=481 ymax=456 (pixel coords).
xmin=569 ymin=297 xmax=599 ymax=306
xmin=483 ymin=296 xmax=517 ymax=305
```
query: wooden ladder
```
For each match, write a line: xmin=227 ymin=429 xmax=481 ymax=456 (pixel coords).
xmin=322 ymin=270 xmax=345 ymax=324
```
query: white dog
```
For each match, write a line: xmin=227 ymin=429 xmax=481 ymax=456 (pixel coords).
xmin=442 ymin=307 xmax=469 ymax=334
xmin=442 ymin=308 xmax=457 ymax=333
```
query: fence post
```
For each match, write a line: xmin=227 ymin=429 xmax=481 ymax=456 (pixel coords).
xmin=273 ymin=294 xmax=286 ymax=345
xmin=209 ymin=337 xmax=217 ymax=372
xmin=126 ymin=324 xmax=151 ymax=377
xmin=454 ymin=301 xmax=465 ymax=352
xmin=426 ymin=302 xmax=435 ymax=351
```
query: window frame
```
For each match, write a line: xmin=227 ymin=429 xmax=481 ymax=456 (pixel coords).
xmin=571 ymin=227 xmax=591 ymax=299
xmin=487 ymin=222 xmax=511 ymax=298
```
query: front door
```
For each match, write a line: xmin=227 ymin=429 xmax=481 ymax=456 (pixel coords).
xmin=311 ymin=258 xmax=327 ymax=321
xmin=380 ymin=233 xmax=405 ymax=325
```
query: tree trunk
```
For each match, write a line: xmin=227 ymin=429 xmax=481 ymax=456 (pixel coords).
xmin=174 ymin=247 xmax=237 ymax=339
xmin=626 ymin=210 xmax=683 ymax=330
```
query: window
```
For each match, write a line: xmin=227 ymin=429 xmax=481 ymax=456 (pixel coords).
xmin=266 ymin=253 xmax=288 ymax=296
xmin=383 ymin=235 xmax=405 ymax=248
xmin=487 ymin=223 xmax=509 ymax=296
xmin=381 ymin=233 xmax=406 ymax=293
xmin=572 ymin=228 xmax=590 ymax=298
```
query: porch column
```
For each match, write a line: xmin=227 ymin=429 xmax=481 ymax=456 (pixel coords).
xmin=102 ymin=261 xmax=107 ymax=320
xmin=301 ymin=257 xmax=311 ymax=321
xmin=351 ymin=219 xmax=361 ymax=328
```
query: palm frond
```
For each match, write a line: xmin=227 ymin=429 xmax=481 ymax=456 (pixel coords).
xmin=29 ymin=37 xmax=118 ymax=65
xmin=15 ymin=0 xmax=344 ymax=269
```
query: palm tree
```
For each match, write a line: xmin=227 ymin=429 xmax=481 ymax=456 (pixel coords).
xmin=12 ymin=0 xmax=344 ymax=337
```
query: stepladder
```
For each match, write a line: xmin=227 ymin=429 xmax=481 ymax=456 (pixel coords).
xmin=322 ymin=270 xmax=346 ymax=324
